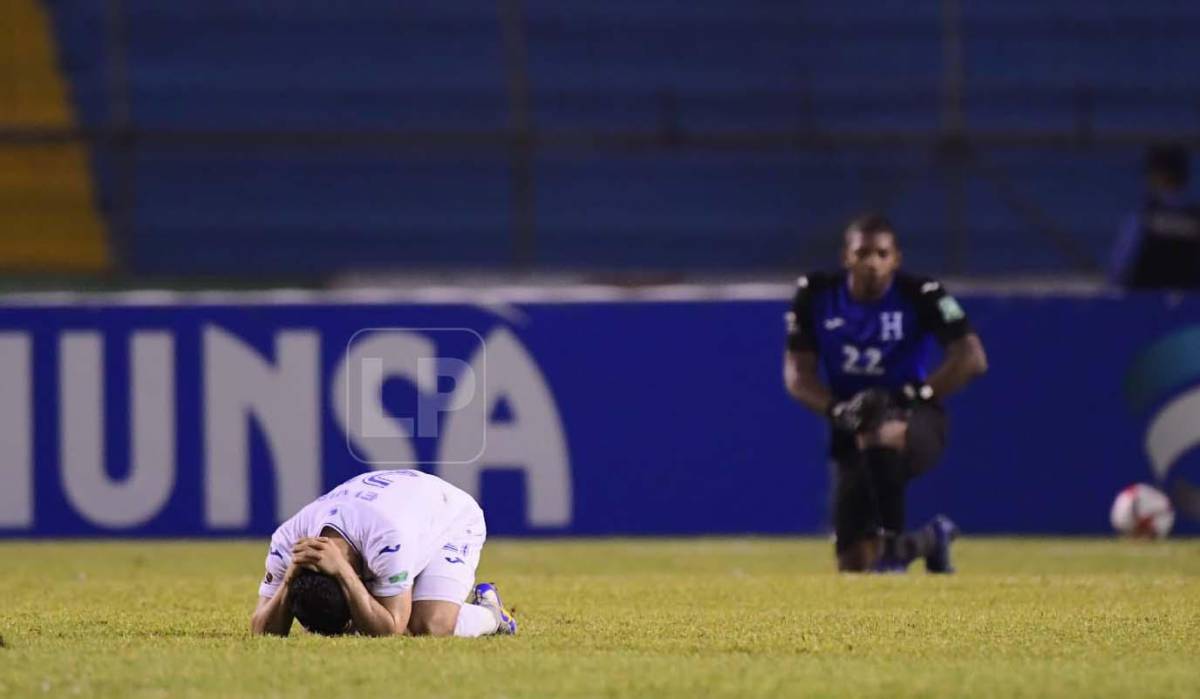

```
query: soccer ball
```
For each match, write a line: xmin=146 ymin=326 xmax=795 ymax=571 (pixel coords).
xmin=1110 ymin=483 xmax=1175 ymax=539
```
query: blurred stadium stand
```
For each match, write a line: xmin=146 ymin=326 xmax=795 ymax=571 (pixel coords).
xmin=0 ymin=0 xmax=110 ymax=273
xmin=3 ymin=1 xmax=1200 ymax=280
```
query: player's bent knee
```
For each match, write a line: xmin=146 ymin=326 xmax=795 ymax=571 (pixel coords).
xmin=837 ymin=538 xmax=881 ymax=572
xmin=858 ymin=420 xmax=908 ymax=450
xmin=879 ymin=419 xmax=908 ymax=447
xmin=407 ymin=614 xmax=456 ymax=637
xmin=408 ymin=601 xmax=460 ymax=637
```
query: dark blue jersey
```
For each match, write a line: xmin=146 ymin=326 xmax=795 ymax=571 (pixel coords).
xmin=1110 ymin=193 xmax=1200 ymax=289
xmin=785 ymin=271 xmax=971 ymax=400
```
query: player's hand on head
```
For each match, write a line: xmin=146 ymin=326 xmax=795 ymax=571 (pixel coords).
xmin=291 ymin=537 xmax=346 ymax=576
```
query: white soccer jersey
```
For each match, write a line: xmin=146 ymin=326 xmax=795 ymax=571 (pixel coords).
xmin=258 ymin=470 xmax=484 ymax=600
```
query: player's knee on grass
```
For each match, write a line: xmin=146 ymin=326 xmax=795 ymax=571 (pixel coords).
xmin=837 ymin=537 xmax=881 ymax=572
xmin=407 ymin=600 xmax=461 ymax=637
xmin=855 ymin=418 xmax=907 ymax=451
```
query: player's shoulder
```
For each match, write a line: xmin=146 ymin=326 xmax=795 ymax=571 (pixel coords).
xmin=268 ymin=509 xmax=303 ymax=547
xmin=792 ymin=270 xmax=841 ymax=295
xmin=893 ymin=271 xmax=949 ymax=300
xmin=895 ymin=271 xmax=971 ymax=328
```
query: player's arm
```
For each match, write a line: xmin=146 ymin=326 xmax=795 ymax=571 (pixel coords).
xmin=913 ymin=279 xmax=988 ymax=400
xmin=782 ymin=274 xmax=835 ymax=415
xmin=335 ymin=574 xmax=411 ymax=637
xmin=1109 ymin=213 xmax=1142 ymax=285
xmin=784 ymin=349 xmax=834 ymax=415
xmin=249 ymin=562 xmax=299 ymax=636
xmin=292 ymin=537 xmax=411 ymax=636
xmin=250 ymin=535 xmax=300 ymax=636
xmin=925 ymin=332 xmax=988 ymax=399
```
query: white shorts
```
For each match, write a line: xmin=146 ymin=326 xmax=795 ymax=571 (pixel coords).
xmin=411 ymin=507 xmax=487 ymax=604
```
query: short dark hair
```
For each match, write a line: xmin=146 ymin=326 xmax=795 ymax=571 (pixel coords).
xmin=844 ymin=213 xmax=898 ymax=244
xmin=289 ymin=570 xmax=351 ymax=636
xmin=1146 ymin=144 xmax=1189 ymax=188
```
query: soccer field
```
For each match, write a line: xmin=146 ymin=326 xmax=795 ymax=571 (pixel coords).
xmin=2 ymin=538 xmax=1197 ymax=698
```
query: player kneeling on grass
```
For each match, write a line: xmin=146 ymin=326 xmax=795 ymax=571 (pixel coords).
xmin=783 ymin=213 xmax=988 ymax=573
xmin=250 ymin=469 xmax=517 ymax=637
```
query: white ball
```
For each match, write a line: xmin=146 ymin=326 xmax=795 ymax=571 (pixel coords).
xmin=1110 ymin=484 xmax=1175 ymax=539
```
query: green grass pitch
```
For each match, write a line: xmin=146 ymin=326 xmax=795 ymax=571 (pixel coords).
xmin=1 ymin=538 xmax=1198 ymax=698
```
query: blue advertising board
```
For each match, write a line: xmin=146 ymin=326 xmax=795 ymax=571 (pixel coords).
xmin=0 ymin=290 xmax=1197 ymax=537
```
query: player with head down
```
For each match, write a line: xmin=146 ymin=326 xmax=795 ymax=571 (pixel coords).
xmin=783 ymin=213 xmax=988 ymax=573
xmin=250 ymin=469 xmax=517 ymax=637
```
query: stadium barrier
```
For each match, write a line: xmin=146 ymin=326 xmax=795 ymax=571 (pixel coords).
xmin=1 ymin=287 xmax=1197 ymax=537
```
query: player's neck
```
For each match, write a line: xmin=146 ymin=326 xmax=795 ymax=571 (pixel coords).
xmin=846 ymin=274 xmax=892 ymax=303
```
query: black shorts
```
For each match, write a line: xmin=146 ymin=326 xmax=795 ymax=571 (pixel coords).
xmin=830 ymin=403 xmax=947 ymax=552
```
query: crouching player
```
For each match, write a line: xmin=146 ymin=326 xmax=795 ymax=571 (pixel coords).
xmin=783 ymin=214 xmax=988 ymax=573
xmin=250 ymin=469 xmax=517 ymax=637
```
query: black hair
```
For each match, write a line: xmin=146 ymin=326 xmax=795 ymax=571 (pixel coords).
xmin=844 ymin=212 xmax=899 ymax=245
xmin=288 ymin=569 xmax=351 ymax=636
xmin=1145 ymin=144 xmax=1190 ymax=188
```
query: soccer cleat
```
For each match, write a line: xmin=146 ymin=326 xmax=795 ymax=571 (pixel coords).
xmin=924 ymin=514 xmax=959 ymax=574
xmin=472 ymin=582 xmax=518 ymax=635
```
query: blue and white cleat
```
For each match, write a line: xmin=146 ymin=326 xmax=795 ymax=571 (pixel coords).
xmin=473 ymin=582 xmax=518 ymax=635
xmin=924 ymin=514 xmax=959 ymax=574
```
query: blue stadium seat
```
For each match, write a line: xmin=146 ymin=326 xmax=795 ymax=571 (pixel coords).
xmin=129 ymin=148 xmax=513 ymax=274
xmin=39 ymin=0 xmax=1200 ymax=275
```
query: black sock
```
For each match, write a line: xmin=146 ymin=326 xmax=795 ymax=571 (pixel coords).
xmin=862 ymin=447 xmax=915 ymax=565
xmin=862 ymin=447 xmax=907 ymax=532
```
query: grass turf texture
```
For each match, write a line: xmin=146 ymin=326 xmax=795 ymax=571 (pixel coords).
xmin=1 ymin=539 xmax=1198 ymax=698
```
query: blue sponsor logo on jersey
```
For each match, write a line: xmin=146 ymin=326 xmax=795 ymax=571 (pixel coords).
xmin=378 ymin=544 xmax=401 ymax=555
